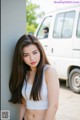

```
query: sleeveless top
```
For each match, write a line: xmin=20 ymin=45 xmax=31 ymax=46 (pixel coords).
xmin=21 ymin=65 xmax=50 ymax=110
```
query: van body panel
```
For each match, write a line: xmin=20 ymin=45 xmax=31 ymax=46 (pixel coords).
xmin=35 ymin=5 xmax=80 ymax=93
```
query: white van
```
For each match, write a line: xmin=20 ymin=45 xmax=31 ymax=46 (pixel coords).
xmin=35 ymin=5 xmax=80 ymax=93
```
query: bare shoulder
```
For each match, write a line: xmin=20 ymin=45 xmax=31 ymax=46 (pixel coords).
xmin=45 ymin=65 xmax=59 ymax=83
xmin=45 ymin=65 xmax=58 ymax=77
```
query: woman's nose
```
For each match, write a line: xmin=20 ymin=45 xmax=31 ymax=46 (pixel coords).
xmin=30 ymin=55 xmax=34 ymax=61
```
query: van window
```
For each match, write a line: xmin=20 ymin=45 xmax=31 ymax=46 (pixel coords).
xmin=76 ymin=12 xmax=80 ymax=38
xmin=53 ymin=11 xmax=75 ymax=38
xmin=36 ymin=16 xmax=52 ymax=39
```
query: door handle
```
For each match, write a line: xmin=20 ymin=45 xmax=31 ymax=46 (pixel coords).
xmin=51 ymin=48 xmax=53 ymax=53
xmin=44 ymin=45 xmax=48 ymax=47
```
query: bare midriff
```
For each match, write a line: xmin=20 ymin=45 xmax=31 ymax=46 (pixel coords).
xmin=24 ymin=109 xmax=47 ymax=120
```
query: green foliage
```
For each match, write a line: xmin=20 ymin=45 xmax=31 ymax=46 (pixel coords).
xmin=26 ymin=0 xmax=45 ymax=34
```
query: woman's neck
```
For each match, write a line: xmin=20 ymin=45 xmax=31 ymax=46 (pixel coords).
xmin=30 ymin=67 xmax=37 ymax=72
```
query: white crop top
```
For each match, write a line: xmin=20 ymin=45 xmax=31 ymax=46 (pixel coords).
xmin=22 ymin=65 xmax=50 ymax=110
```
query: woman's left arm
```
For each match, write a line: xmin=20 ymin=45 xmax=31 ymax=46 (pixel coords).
xmin=44 ymin=67 xmax=59 ymax=120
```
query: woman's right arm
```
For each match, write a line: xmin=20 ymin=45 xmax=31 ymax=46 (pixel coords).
xmin=19 ymin=97 xmax=26 ymax=120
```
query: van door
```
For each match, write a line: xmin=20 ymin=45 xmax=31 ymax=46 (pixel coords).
xmin=51 ymin=11 xmax=76 ymax=57
xmin=49 ymin=10 xmax=76 ymax=77
xmin=73 ymin=12 xmax=80 ymax=58
xmin=36 ymin=16 xmax=52 ymax=55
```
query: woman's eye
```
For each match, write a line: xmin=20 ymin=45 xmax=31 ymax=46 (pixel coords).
xmin=33 ymin=52 xmax=38 ymax=54
xmin=24 ymin=54 xmax=29 ymax=57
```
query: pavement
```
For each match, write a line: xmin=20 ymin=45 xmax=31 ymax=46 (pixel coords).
xmin=56 ymin=81 xmax=80 ymax=120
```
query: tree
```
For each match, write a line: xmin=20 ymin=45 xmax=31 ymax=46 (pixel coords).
xmin=26 ymin=0 xmax=45 ymax=34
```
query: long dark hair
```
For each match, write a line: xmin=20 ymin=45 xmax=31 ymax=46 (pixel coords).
xmin=9 ymin=34 xmax=50 ymax=103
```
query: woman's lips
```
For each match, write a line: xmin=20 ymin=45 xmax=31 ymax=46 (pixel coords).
xmin=31 ymin=62 xmax=36 ymax=65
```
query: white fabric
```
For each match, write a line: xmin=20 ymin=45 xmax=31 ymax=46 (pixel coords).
xmin=21 ymin=65 xmax=51 ymax=110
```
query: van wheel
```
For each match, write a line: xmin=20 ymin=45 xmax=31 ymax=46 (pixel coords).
xmin=69 ymin=69 xmax=80 ymax=94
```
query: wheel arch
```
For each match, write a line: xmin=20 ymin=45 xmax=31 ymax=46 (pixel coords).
xmin=67 ymin=66 xmax=80 ymax=85
xmin=68 ymin=66 xmax=80 ymax=77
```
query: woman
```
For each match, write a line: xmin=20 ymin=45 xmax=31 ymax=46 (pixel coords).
xmin=9 ymin=34 xmax=59 ymax=120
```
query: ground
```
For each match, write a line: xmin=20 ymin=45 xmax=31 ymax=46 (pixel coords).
xmin=56 ymin=80 xmax=80 ymax=120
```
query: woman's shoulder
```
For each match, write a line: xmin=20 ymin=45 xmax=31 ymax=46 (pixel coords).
xmin=44 ymin=64 xmax=58 ymax=78
xmin=44 ymin=64 xmax=56 ymax=71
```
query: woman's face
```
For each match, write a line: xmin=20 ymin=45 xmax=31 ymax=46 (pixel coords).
xmin=23 ymin=44 xmax=40 ymax=70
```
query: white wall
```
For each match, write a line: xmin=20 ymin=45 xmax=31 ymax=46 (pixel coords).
xmin=1 ymin=0 xmax=26 ymax=119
